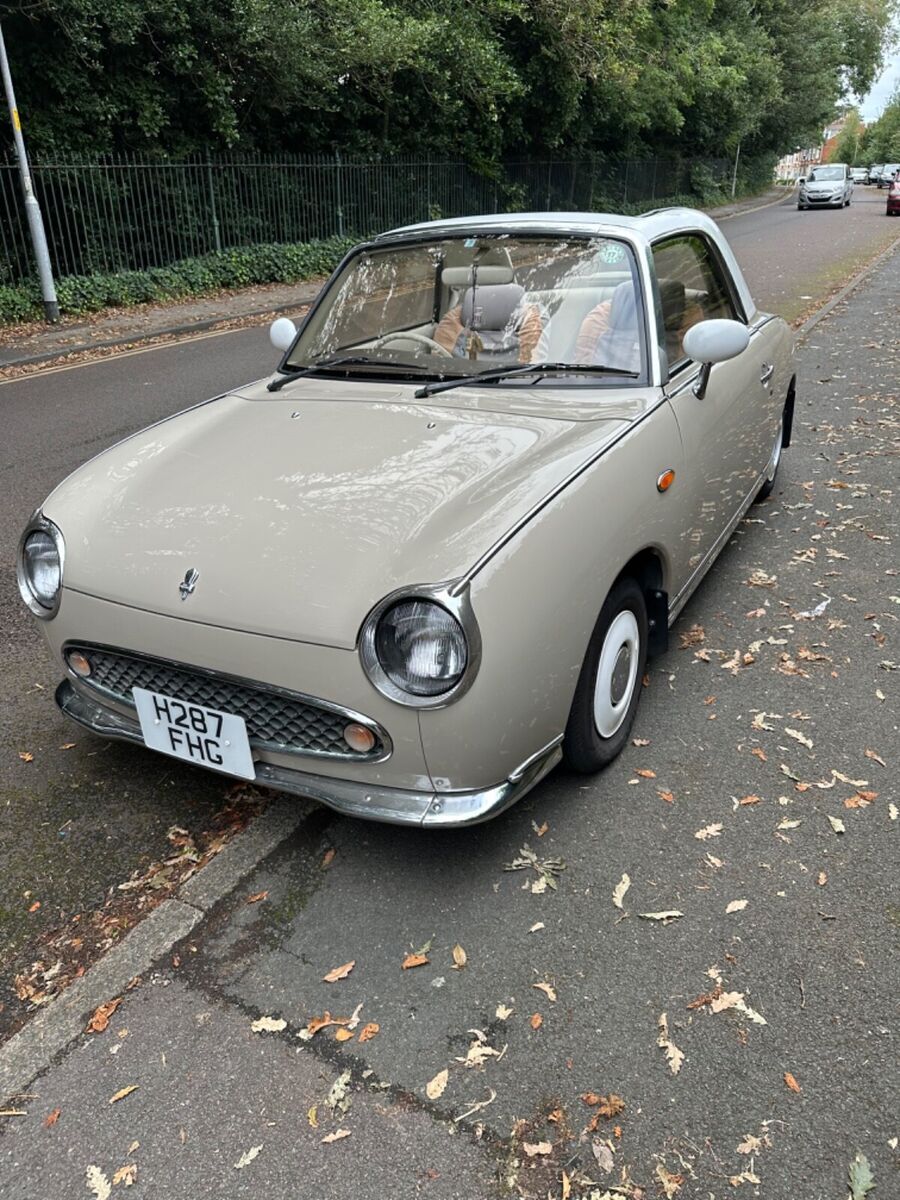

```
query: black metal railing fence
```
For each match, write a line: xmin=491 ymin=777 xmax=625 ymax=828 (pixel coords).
xmin=0 ymin=152 xmax=738 ymax=285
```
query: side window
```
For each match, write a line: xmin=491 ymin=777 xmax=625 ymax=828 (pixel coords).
xmin=651 ymin=235 xmax=738 ymax=372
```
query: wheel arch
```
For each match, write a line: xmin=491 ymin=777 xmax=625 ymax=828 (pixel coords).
xmin=614 ymin=547 xmax=669 ymax=656
xmin=783 ymin=374 xmax=796 ymax=448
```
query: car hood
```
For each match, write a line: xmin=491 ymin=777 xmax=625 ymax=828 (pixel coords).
xmin=45 ymin=378 xmax=639 ymax=648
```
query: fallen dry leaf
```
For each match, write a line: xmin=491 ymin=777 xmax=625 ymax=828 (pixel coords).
xmin=321 ymin=1129 xmax=351 ymax=1144
xmin=112 ymin=1164 xmax=137 ymax=1187
xmin=245 ymin=890 xmax=269 ymax=904
xmin=321 ymin=848 xmax=336 ymax=868
xmin=495 ymin=1003 xmax=514 ymax=1020
xmin=358 ymin=1023 xmax=379 ymax=1043
xmin=234 ymin=1145 xmax=263 ymax=1168
xmin=658 ymin=789 xmax=676 ymax=803
xmin=426 ymin=1069 xmax=449 ymax=1100
xmin=86 ymin=1166 xmax=111 ymax=1200
xmin=784 ymin=1071 xmax=801 ymax=1094
xmin=250 ymin=1016 xmax=287 ymax=1033
xmin=710 ymin=991 xmax=767 ymax=1024
xmin=532 ymin=981 xmax=557 ymax=1002
xmin=307 ymin=1104 xmax=318 ymax=1128
xmin=401 ymin=953 xmax=429 ymax=970
xmin=86 ymin=997 xmax=122 ymax=1034
xmin=523 ymin=1141 xmax=552 ymax=1156
xmin=632 ymin=737 xmax=651 ymax=746
xmin=322 ymin=961 xmax=355 ymax=983
xmin=638 ymin=910 xmax=684 ymax=922
xmin=694 ymin=823 xmax=723 ymax=840
xmin=108 ymin=1086 xmax=138 ymax=1105
xmin=726 ymin=899 xmax=748 ymax=914
xmin=612 ymin=873 xmax=631 ymax=910
xmin=827 ymin=815 xmax=846 ymax=834
xmin=334 ymin=1027 xmax=354 ymax=1042
xmin=451 ymin=944 xmax=467 ymax=970
xmin=44 ymin=1108 xmax=61 ymax=1128
xmin=530 ymin=1012 xmax=543 ymax=1030
xmin=18 ymin=751 xmax=34 ymax=763
xmin=561 ymin=1170 xmax=571 ymax=1200
xmin=738 ymin=794 xmax=762 ymax=806
xmin=785 ymin=728 xmax=813 ymax=749
xmin=657 ymin=1012 xmax=685 ymax=1075
xmin=864 ymin=748 xmax=886 ymax=767
xmin=635 ymin=768 xmax=656 ymax=779
xmin=656 ymin=1163 xmax=685 ymax=1197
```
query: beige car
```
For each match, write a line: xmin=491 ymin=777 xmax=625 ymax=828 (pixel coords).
xmin=18 ymin=209 xmax=794 ymax=826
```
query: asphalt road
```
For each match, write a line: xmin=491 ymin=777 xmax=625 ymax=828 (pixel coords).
xmin=0 ymin=182 xmax=896 ymax=1112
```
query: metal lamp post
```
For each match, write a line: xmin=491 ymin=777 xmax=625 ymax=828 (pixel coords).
xmin=0 ymin=21 xmax=59 ymax=322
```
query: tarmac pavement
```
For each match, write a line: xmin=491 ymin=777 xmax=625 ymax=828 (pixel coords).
xmin=1 ymin=201 xmax=897 ymax=1199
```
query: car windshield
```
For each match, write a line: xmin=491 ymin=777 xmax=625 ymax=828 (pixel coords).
xmin=807 ymin=167 xmax=844 ymax=181
xmin=286 ymin=234 xmax=646 ymax=383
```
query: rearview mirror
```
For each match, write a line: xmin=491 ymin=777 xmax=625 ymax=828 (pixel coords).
xmin=270 ymin=317 xmax=298 ymax=352
xmin=682 ymin=318 xmax=750 ymax=400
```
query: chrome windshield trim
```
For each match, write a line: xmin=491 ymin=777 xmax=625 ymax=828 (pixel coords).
xmin=61 ymin=641 xmax=393 ymax=763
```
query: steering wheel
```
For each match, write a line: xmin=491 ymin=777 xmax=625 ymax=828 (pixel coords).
xmin=372 ymin=331 xmax=454 ymax=358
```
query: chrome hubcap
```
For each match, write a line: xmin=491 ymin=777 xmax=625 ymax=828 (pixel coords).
xmin=766 ymin=419 xmax=783 ymax=482
xmin=593 ymin=610 xmax=640 ymax=739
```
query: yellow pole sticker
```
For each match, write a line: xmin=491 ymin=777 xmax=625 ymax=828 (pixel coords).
xmin=12 ymin=108 xmax=20 ymax=131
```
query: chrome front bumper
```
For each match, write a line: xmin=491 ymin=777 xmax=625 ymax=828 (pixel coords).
xmin=56 ymin=680 xmax=562 ymax=828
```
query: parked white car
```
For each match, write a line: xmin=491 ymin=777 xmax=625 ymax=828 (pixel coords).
xmin=798 ymin=164 xmax=853 ymax=209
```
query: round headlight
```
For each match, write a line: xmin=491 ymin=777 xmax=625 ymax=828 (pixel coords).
xmin=17 ymin=519 xmax=64 ymax=617
xmin=374 ymin=600 xmax=467 ymax=697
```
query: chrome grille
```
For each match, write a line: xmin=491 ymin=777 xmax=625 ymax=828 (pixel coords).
xmin=68 ymin=645 xmax=384 ymax=760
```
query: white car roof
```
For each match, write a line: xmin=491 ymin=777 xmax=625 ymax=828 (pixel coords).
xmin=379 ymin=207 xmax=758 ymax=322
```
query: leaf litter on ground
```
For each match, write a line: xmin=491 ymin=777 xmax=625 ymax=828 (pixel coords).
xmin=504 ymin=843 xmax=566 ymax=893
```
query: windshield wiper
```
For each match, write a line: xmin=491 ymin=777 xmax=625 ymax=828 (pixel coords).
xmin=414 ymin=361 xmax=639 ymax=398
xmin=267 ymin=355 xmax=430 ymax=393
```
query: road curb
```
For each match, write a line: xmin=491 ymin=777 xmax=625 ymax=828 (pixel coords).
xmin=0 ymin=800 xmax=309 ymax=1101
xmin=0 ymin=289 xmax=321 ymax=371
xmin=713 ymin=186 xmax=795 ymax=222
xmin=796 ymin=233 xmax=900 ymax=339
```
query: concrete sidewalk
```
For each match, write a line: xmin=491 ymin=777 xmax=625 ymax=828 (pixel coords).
xmin=0 ymin=188 xmax=789 ymax=370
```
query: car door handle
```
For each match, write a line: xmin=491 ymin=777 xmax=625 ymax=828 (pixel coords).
xmin=760 ymin=362 xmax=774 ymax=386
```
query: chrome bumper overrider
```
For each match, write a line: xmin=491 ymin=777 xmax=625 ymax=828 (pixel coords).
xmin=56 ymin=680 xmax=562 ymax=827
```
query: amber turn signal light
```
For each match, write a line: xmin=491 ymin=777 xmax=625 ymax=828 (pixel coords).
xmin=343 ymin=723 xmax=376 ymax=753
xmin=656 ymin=469 xmax=676 ymax=493
xmin=66 ymin=650 xmax=92 ymax=677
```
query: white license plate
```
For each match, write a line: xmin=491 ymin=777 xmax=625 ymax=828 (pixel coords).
xmin=132 ymin=687 xmax=255 ymax=780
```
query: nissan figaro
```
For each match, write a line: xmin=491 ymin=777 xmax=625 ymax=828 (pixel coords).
xmin=18 ymin=208 xmax=794 ymax=826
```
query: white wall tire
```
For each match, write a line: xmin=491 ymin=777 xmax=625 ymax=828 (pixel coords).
xmin=592 ymin=610 xmax=641 ymax=738
xmin=563 ymin=577 xmax=649 ymax=774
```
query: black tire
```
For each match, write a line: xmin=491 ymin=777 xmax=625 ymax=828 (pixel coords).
xmin=756 ymin=398 xmax=788 ymax=501
xmin=563 ymin=577 xmax=648 ymax=774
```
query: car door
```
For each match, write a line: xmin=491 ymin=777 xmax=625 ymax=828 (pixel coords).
xmin=652 ymin=232 xmax=774 ymax=590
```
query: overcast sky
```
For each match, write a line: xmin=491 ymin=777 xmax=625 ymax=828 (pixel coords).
xmin=859 ymin=43 xmax=899 ymax=121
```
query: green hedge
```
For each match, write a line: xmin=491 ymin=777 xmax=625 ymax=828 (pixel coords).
xmin=0 ymin=236 xmax=358 ymax=325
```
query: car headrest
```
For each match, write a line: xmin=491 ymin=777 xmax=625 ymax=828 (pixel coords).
xmin=442 ymin=264 xmax=516 ymax=287
xmin=460 ymin=283 xmax=525 ymax=331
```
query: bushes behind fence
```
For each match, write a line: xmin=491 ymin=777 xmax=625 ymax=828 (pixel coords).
xmin=0 ymin=236 xmax=357 ymax=325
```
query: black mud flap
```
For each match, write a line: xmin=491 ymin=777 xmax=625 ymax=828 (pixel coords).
xmin=646 ymin=588 xmax=669 ymax=657
xmin=783 ymin=385 xmax=796 ymax=448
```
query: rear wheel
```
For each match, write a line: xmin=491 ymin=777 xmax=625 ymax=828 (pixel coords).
xmin=563 ymin=578 xmax=648 ymax=773
xmin=756 ymin=409 xmax=786 ymax=501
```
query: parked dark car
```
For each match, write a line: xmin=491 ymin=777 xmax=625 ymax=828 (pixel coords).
xmin=867 ymin=164 xmax=884 ymax=185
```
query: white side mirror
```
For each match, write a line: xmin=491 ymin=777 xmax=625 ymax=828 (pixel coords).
xmin=682 ymin=318 xmax=750 ymax=366
xmin=682 ymin=319 xmax=750 ymax=400
xmin=270 ymin=317 xmax=298 ymax=353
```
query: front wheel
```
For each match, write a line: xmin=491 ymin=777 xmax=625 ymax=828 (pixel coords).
xmin=563 ymin=578 xmax=648 ymax=773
